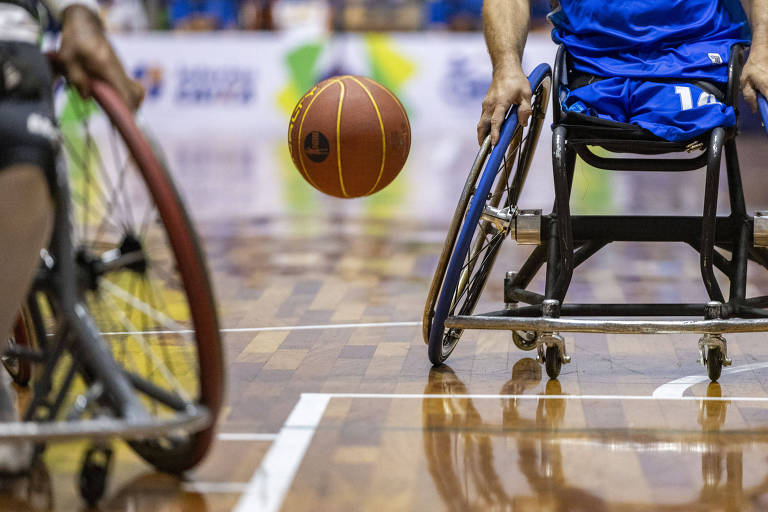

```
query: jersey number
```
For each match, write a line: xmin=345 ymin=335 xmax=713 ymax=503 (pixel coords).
xmin=674 ymin=86 xmax=718 ymax=110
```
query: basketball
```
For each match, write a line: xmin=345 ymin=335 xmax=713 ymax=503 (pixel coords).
xmin=288 ymin=75 xmax=411 ymax=198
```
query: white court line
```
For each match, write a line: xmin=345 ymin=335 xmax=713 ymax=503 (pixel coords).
xmin=218 ymin=433 xmax=279 ymax=442
xmin=303 ymin=392 xmax=768 ymax=402
xmin=652 ymin=361 xmax=768 ymax=398
xmin=233 ymin=389 xmax=768 ymax=512
xmin=100 ymin=320 xmax=421 ymax=337
xmin=233 ymin=393 xmax=331 ymax=512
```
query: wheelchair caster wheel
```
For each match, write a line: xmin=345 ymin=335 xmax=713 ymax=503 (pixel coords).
xmin=706 ymin=346 xmax=723 ymax=382
xmin=545 ymin=345 xmax=562 ymax=379
xmin=512 ymin=330 xmax=538 ymax=351
xmin=79 ymin=446 xmax=112 ymax=506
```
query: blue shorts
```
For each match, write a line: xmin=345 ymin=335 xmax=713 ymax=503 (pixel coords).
xmin=561 ymin=78 xmax=736 ymax=142
xmin=549 ymin=0 xmax=749 ymax=142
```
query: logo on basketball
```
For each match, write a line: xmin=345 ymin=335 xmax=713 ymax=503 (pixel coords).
xmin=304 ymin=131 xmax=330 ymax=163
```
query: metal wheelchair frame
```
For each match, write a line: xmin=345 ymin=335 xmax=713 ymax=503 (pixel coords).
xmin=438 ymin=44 xmax=768 ymax=380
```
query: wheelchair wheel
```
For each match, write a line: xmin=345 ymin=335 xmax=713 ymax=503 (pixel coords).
xmin=426 ymin=64 xmax=551 ymax=365
xmin=3 ymin=308 xmax=35 ymax=387
xmin=423 ymin=138 xmax=492 ymax=344
xmin=57 ymin=81 xmax=224 ymax=473
xmin=707 ymin=347 xmax=723 ymax=382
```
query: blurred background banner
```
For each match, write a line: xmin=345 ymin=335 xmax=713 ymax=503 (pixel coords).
xmin=99 ymin=0 xmax=763 ymax=226
xmin=113 ymin=32 xmax=556 ymax=137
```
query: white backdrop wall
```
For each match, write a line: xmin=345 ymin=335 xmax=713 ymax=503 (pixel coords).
xmin=112 ymin=32 xmax=558 ymax=138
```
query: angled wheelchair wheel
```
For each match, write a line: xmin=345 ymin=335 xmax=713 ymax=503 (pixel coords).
xmin=57 ymin=81 xmax=224 ymax=473
xmin=423 ymin=138 xmax=492 ymax=344
xmin=426 ymin=64 xmax=551 ymax=365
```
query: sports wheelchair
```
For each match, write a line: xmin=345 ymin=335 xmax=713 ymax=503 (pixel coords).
xmin=424 ymin=44 xmax=768 ymax=381
xmin=0 ymin=57 xmax=224 ymax=504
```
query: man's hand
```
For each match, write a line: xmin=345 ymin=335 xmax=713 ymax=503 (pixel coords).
xmin=58 ymin=6 xmax=144 ymax=110
xmin=477 ymin=67 xmax=532 ymax=146
xmin=741 ymin=49 xmax=768 ymax=113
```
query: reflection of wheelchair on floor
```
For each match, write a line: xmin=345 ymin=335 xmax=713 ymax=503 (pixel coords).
xmin=422 ymin=364 xmax=766 ymax=510
xmin=425 ymin=44 xmax=768 ymax=381
xmin=0 ymin=62 xmax=224 ymax=505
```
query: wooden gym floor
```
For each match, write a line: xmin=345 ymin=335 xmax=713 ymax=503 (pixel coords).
xmin=5 ymin=130 xmax=768 ymax=511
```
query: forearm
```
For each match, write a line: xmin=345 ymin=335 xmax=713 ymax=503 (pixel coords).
xmin=483 ymin=0 xmax=530 ymax=76
xmin=747 ymin=0 xmax=768 ymax=50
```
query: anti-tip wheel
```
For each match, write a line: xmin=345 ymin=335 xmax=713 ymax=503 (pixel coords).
xmin=512 ymin=331 xmax=538 ymax=351
xmin=707 ymin=346 xmax=723 ymax=382
xmin=545 ymin=345 xmax=562 ymax=380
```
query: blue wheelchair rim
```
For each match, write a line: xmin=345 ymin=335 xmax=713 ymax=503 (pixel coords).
xmin=428 ymin=63 xmax=551 ymax=364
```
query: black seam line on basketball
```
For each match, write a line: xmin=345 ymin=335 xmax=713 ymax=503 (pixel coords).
xmin=336 ymin=79 xmax=348 ymax=198
xmin=298 ymin=79 xmax=342 ymax=191
xmin=347 ymin=76 xmax=386 ymax=196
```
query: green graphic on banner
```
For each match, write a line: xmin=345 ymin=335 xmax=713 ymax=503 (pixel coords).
xmin=364 ymin=33 xmax=416 ymax=114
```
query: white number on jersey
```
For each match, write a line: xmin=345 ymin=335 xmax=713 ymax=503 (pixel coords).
xmin=674 ymin=86 xmax=720 ymax=111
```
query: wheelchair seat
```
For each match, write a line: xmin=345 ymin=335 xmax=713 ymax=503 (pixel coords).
xmin=552 ymin=44 xmax=741 ymax=159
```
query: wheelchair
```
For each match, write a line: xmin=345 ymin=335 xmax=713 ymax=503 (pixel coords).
xmin=424 ymin=43 xmax=768 ymax=381
xmin=0 ymin=57 xmax=224 ymax=505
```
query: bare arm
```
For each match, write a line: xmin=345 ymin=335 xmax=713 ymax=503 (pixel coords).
xmin=477 ymin=0 xmax=532 ymax=146
xmin=57 ymin=6 xmax=144 ymax=110
xmin=741 ymin=0 xmax=768 ymax=111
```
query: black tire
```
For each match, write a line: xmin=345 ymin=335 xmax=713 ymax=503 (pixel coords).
xmin=545 ymin=345 xmax=562 ymax=380
xmin=707 ymin=346 xmax=723 ymax=382
xmin=512 ymin=330 xmax=537 ymax=351
xmin=426 ymin=71 xmax=551 ymax=365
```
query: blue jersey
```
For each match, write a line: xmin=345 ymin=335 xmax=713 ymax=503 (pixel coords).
xmin=550 ymin=0 xmax=752 ymax=141
xmin=550 ymin=0 xmax=751 ymax=83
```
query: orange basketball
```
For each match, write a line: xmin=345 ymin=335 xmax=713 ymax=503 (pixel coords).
xmin=288 ymin=75 xmax=411 ymax=198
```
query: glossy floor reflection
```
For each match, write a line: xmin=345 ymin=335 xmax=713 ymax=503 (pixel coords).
xmin=421 ymin=364 xmax=768 ymax=511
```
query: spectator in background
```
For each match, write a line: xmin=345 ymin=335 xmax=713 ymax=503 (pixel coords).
xmin=100 ymin=0 xmax=149 ymax=31
xmin=241 ymin=0 xmax=274 ymax=29
xmin=426 ymin=0 xmax=482 ymax=31
xmin=426 ymin=0 xmax=550 ymax=31
xmin=170 ymin=0 xmax=238 ymax=29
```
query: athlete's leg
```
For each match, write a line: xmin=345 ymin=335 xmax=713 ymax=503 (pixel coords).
xmin=559 ymin=76 xmax=632 ymax=123
xmin=0 ymin=165 xmax=52 ymax=346
xmin=0 ymin=41 xmax=57 ymax=476
xmin=0 ymin=164 xmax=51 ymax=475
xmin=629 ymin=80 xmax=736 ymax=142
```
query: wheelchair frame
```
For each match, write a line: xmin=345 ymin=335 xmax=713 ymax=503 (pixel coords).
xmin=0 ymin=77 xmax=222 ymax=504
xmin=428 ymin=43 xmax=768 ymax=380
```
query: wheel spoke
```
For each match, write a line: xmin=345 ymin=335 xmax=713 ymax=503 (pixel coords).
xmin=98 ymin=290 xmax=192 ymax=403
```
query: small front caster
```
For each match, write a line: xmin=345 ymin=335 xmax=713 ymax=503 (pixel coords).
xmin=512 ymin=330 xmax=538 ymax=351
xmin=706 ymin=346 xmax=723 ymax=382
xmin=79 ymin=445 xmax=113 ymax=507
xmin=699 ymin=334 xmax=732 ymax=383
xmin=537 ymin=332 xmax=569 ymax=380
xmin=545 ymin=345 xmax=562 ymax=379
